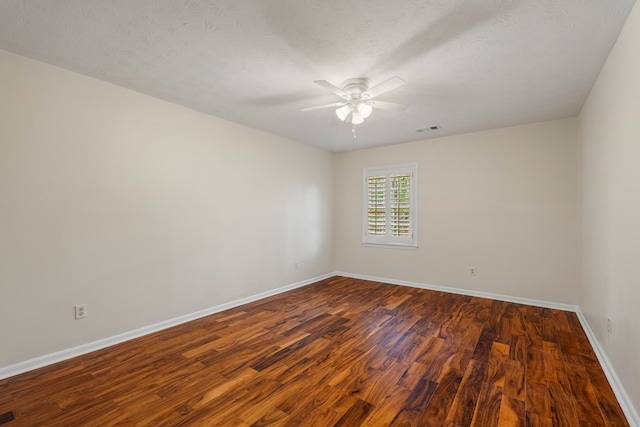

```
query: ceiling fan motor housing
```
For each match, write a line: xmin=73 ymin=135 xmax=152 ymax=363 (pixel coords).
xmin=341 ymin=78 xmax=370 ymax=99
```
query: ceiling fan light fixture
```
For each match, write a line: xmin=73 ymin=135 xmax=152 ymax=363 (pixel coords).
xmin=351 ymin=109 xmax=364 ymax=125
xmin=357 ymin=102 xmax=373 ymax=118
xmin=336 ymin=104 xmax=351 ymax=121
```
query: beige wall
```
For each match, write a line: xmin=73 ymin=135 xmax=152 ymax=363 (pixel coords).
xmin=335 ymin=119 xmax=580 ymax=304
xmin=579 ymin=0 xmax=640 ymax=414
xmin=0 ymin=50 xmax=335 ymax=368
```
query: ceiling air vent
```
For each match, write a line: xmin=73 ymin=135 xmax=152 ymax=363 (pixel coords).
xmin=415 ymin=125 xmax=441 ymax=133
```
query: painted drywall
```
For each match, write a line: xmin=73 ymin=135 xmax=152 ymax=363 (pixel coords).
xmin=579 ymin=0 xmax=640 ymax=415
xmin=0 ymin=49 xmax=334 ymax=368
xmin=335 ymin=118 xmax=580 ymax=304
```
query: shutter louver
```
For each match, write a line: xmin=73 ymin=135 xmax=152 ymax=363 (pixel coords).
xmin=367 ymin=176 xmax=386 ymax=235
xmin=390 ymin=174 xmax=411 ymax=237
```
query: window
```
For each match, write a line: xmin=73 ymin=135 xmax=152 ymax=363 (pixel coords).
xmin=363 ymin=163 xmax=418 ymax=248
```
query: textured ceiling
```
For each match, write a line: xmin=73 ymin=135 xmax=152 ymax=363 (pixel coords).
xmin=0 ymin=1 xmax=635 ymax=152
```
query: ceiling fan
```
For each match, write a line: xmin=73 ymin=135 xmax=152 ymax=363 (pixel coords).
xmin=301 ymin=76 xmax=408 ymax=125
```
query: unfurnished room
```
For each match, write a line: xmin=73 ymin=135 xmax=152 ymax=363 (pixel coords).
xmin=0 ymin=1 xmax=639 ymax=426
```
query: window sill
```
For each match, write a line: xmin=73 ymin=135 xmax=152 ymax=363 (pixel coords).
xmin=361 ymin=242 xmax=419 ymax=251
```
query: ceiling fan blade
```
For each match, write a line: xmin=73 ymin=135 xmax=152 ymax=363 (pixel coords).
xmin=364 ymin=76 xmax=406 ymax=99
xmin=301 ymin=102 xmax=347 ymax=112
xmin=313 ymin=80 xmax=348 ymax=99
xmin=368 ymin=100 xmax=408 ymax=112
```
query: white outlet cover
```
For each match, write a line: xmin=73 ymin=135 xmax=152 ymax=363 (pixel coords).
xmin=75 ymin=304 xmax=87 ymax=319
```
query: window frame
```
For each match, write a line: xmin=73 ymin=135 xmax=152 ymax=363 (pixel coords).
xmin=362 ymin=163 xmax=418 ymax=249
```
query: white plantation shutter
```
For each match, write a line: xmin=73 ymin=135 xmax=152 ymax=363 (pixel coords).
xmin=390 ymin=173 xmax=411 ymax=237
xmin=367 ymin=175 xmax=386 ymax=235
xmin=363 ymin=164 xmax=418 ymax=248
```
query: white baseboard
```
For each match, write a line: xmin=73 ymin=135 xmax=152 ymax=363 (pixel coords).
xmin=335 ymin=271 xmax=579 ymax=312
xmin=0 ymin=273 xmax=333 ymax=381
xmin=335 ymin=271 xmax=639 ymax=427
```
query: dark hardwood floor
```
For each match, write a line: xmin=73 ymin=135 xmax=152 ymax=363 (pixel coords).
xmin=0 ymin=276 xmax=629 ymax=426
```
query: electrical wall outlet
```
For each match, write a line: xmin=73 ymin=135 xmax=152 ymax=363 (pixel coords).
xmin=470 ymin=267 xmax=477 ymax=276
xmin=607 ymin=317 xmax=612 ymax=334
xmin=295 ymin=261 xmax=300 ymax=270
xmin=75 ymin=304 xmax=87 ymax=320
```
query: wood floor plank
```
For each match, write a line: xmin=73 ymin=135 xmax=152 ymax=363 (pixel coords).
xmin=470 ymin=383 xmax=503 ymax=427
xmin=361 ymin=385 xmax=412 ymax=426
xmin=498 ymin=394 xmax=525 ymax=426
xmin=360 ymin=361 xmax=408 ymax=406
xmin=333 ymin=398 xmax=374 ymax=427
xmin=388 ymin=377 xmax=438 ymax=426
xmin=397 ymin=361 xmax=428 ymax=390
xmin=277 ymin=384 xmax=345 ymax=426
xmin=444 ymin=359 xmax=488 ymax=426
xmin=503 ymin=358 xmax=525 ymax=401
xmin=563 ymin=354 xmax=607 ymax=426
xmin=418 ymin=368 xmax=465 ymax=425
xmin=486 ymin=342 xmax=509 ymax=388
xmin=0 ymin=276 xmax=630 ymax=426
